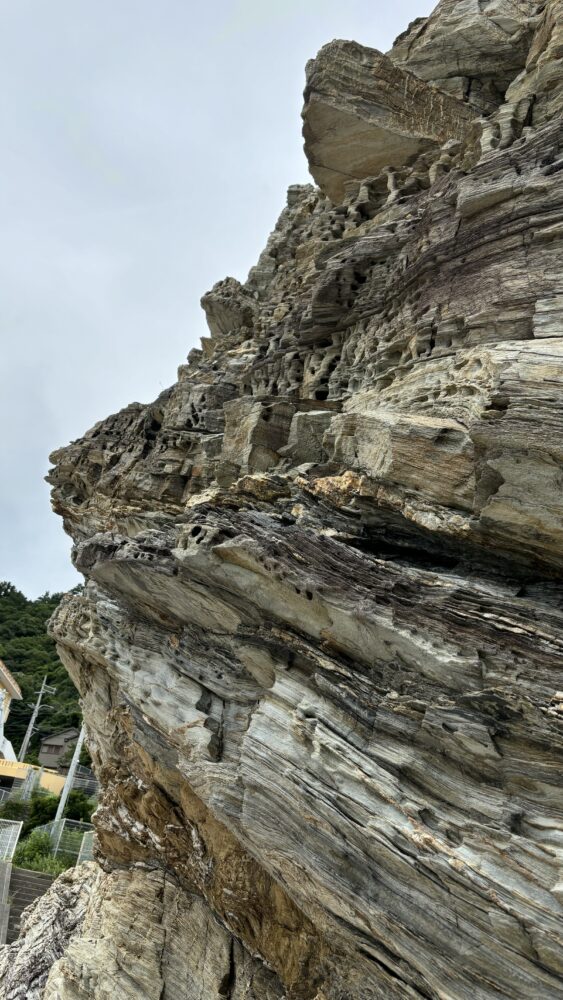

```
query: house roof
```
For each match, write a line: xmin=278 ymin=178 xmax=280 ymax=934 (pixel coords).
xmin=0 ymin=659 xmax=22 ymax=701
xmin=40 ymin=727 xmax=80 ymax=744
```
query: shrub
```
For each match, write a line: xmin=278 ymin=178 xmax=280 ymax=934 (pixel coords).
xmin=65 ymin=790 xmax=94 ymax=823
xmin=22 ymin=791 xmax=58 ymax=836
xmin=0 ymin=799 xmax=27 ymax=823
xmin=12 ymin=830 xmax=73 ymax=875
xmin=0 ymin=789 xmax=60 ymax=837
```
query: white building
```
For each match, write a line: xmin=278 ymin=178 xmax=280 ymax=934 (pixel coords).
xmin=0 ymin=659 xmax=22 ymax=761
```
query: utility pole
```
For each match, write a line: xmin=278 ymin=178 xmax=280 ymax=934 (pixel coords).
xmin=17 ymin=676 xmax=56 ymax=762
xmin=54 ymin=725 xmax=85 ymax=824
xmin=19 ymin=765 xmax=38 ymax=802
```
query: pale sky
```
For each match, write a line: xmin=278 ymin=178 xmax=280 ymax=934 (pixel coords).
xmin=0 ymin=0 xmax=434 ymax=598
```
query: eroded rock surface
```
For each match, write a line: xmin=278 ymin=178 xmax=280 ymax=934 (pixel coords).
xmin=0 ymin=864 xmax=97 ymax=1000
xmin=390 ymin=0 xmax=539 ymax=112
xmin=302 ymin=40 xmax=474 ymax=202
xmin=5 ymin=2 xmax=563 ymax=998
xmin=43 ymin=869 xmax=286 ymax=1000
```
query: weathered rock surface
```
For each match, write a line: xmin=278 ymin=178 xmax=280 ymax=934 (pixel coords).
xmin=4 ymin=1 xmax=563 ymax=998
xmin=302 ymin=40 xmax=475 ymax=202
xmin=391 ymin=0 xmax=539 ymax=112
xmin=0 ymin=864 xmax=97 ymax=1000
xmin=43 ymin=869 xmax=286 ymax=1000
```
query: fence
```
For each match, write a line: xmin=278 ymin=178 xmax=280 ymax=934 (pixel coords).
xmin=0 ymin=820 xmax=23 ymax=861
xmin=72 ymin=766 xmax=99 ymax=798
xmin=0 ymin=766 xmax=98 ymax=806
xmin=77 ymin=830 xmax=94 ymax=864
xmin=35 ymin=819 xmax=94 ymax=859
xmin=0 ymin=760 xmax=65 ymax=799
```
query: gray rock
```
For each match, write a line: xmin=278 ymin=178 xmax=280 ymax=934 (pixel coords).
xmin=390 ymin=0 xmax=540 ymax=113
xmin=302 ymin=39 xmax=475 ymax=202
xmin=6 ymin=2 xmax=563 ymax=998
xmin=0 ymin=864 xmax=97 ymax=1000
xmin=43 ymin=869 xmax=285 ymax=1000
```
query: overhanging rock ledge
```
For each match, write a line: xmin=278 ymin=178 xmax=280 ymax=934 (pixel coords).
xmin=5 ymin=1 xmax=563 ymax=998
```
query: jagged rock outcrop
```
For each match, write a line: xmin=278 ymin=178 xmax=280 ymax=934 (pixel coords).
xmin=43 ymin=869 xmax=286 ymax=1000
xmin=4 ymin=2 xmax=563 ymax=998
xmin=302 ymin=40 xmax=475 ymax=201
xmin=0 ymin=865 xmax=97 ymax=1000
xmin=391 ymin=0 xmax=539 ymax=112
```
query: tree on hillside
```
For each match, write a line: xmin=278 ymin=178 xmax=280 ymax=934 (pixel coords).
xmin=0 ymin=581 xmax=83 ymax=759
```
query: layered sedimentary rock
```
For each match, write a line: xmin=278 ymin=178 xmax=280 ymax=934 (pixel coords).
xmin=5 ymin=1 xmax=563 ymax=998
xmin=0 ymin=865 xmax=96 ymax=1000
xmin=302 ymin=40 xmax=474 ymax=201
xmin=43 ymin=869 xmax=286 ymax=1000
xmin=391 ymin=0 xmax=539 ymax=111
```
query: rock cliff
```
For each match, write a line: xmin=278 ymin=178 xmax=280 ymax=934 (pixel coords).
xmin=6 ymin=2 xmax=563 ymax=997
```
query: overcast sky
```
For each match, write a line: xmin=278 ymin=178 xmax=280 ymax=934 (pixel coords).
xmin=0 ymin=0 xmax=433 ymax=598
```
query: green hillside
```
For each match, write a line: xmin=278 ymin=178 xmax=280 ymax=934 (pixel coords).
xmin=0 ymin=581 xmax=81 ymax=761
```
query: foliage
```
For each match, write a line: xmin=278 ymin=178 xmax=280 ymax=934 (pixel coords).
xmin=0 ymin=787 xmax=94 ymax=838
xmin=0 ymin=580 xmax=83 ymax=759
xmin=0 ymin=790 xmax=58 ymax=836
xmin=0 ymin=583 xmax=95 ymax=875
xmin=21 ymin=792 xmax=59 ymax=836
xmin=65 ymin=790 xmax=94 ymax=823
xmin=12 ymin=829 xmax=73 ymax=876
xmin=56 ymin=828 xmax=86 ymax=856
xmin=0 ymin=799 xmax=27 ymax=823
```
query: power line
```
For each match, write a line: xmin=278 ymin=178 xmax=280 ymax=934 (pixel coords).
xmin=17 ymin=676 xmax=56 ymax=762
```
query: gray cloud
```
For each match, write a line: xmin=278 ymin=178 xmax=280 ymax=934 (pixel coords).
xmin=0 ymin=0 xmax=433 ymax=597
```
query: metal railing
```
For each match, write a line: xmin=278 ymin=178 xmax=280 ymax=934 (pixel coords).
xmin=0 ymin=820 xmax=23 ymax=861
xmin=0 ymin=766 xmax=98 ymax=805
xmin=35 ymin=819 xmax=94 ymax=858
xmin=76 ymin=830 xmax=94 ymax=864
xmin=71 ymin=770 xmax=99 ymax=796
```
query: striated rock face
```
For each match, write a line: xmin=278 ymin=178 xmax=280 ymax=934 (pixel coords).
xmin=0 ymin=865 xmax=97 ymax=1000
xmin=302 ymin=40 xmax=475 ymax=201
xmin=7 ymin=2 xmax=563 ymax=998
xmin=43 ymin=869 xmax=286 ymax=1000
xmin=390 ymin=0 xmax=540 ymax=112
